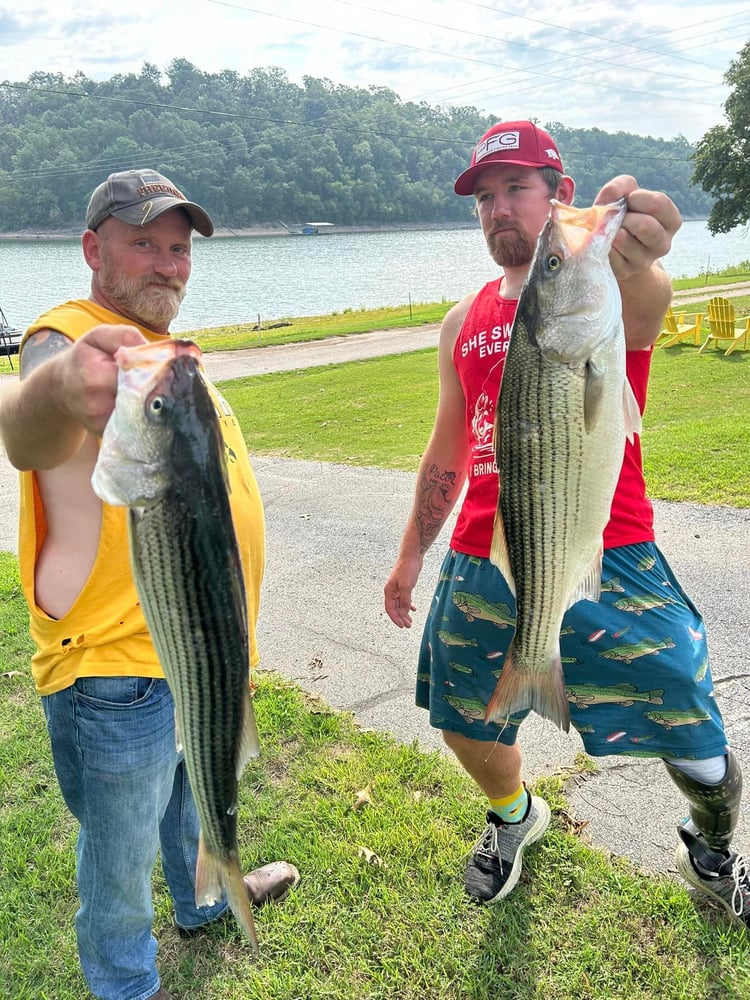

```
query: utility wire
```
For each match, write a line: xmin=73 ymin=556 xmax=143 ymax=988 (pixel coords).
xmin=3 ymin=0 xmax=738 ymax=183
xmin=0 ymin=77 xmax=701 ymax=189
xmin=452 ymin=0 xmax=743 ymax=68
xmin=206 ymin=0 xmax=724 ymax=108
xmin=406 ymin=13 xmax=743 ymax=106
xmin=328 ymin=0 xmax=723 ymax=74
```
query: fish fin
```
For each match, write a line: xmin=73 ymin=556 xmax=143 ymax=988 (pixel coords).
xmin=173 ymin=710 xmax=183 ymax=754
xmin=485 ymin=641 xmax=570 ymax=732
xmin=236 ymin=685 xmax=261 ymax=780
xmin=195 ymin=835 xmax=223 ymax=907
xmin=196 ymin=838 xmax=259 ymax=954
xmin=567 ymin=549 xmax=603 ymax=608
xmin=583 ymin=360 xmax=605 ymax=432
xmin=622 ymin=377 xmax=642 ymax=443
xmin=489 ymin=508 xmax=516 ymax=596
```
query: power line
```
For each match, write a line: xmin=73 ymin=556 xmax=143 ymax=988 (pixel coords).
xmin=7 ymin=0 xmax=734 ymax=189
xmin=330 ymin=0 xmax=722 ymax=74
xmin=0 ymin=81 xmax=475 ymax=145
xmin=407 ymin=14 xmax=744 ymax=114
xmin=452 ymin=0 xmax=743 ymax=70
xmin=406 ymin=12 xmax=742 ymax=106
xmin=206 ymin=0 xmax=724 ymax=108
xmin=0 ymin=76 xmax=701 ymax=191
xmin=5 ymin=134 xmax=254 ymax=184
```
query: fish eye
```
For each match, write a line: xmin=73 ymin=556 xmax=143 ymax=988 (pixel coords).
xmin=546 ymin=253 xmax=562 ymax=271
xmin=146 ymin=393 xmax=170 ymax=423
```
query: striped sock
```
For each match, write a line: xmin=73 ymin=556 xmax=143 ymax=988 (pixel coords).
xmin=489 ymin=784 xmax=528 ymax=823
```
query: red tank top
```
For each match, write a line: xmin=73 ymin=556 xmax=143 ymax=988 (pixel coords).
xmin=449 ymin=279 xmax=655 ymax=557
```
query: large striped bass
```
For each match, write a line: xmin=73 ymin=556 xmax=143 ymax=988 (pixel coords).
xmin=91 ymin=339 xmax=261 ymax=951
xmin=486 ymin=199 xmax=641 ymax=733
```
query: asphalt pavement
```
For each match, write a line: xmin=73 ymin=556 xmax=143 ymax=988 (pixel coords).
xmin=1 ymin=328 xmax=748 ymax=883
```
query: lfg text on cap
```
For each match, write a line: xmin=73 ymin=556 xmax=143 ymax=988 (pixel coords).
xmin=454 ymin=121 xmax=564 ymax=196
xmin=86 ymin=169 xmax=214 ymax=236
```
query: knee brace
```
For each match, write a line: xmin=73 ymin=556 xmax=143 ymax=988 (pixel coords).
xmin=663 ymin=751 xmax=743 ymax=852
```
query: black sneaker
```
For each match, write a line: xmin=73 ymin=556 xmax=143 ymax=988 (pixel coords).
xmin=675 ymin=825 xmax=750 ymax=928
xmin=464 ymin=795 xmax=551 ymax=903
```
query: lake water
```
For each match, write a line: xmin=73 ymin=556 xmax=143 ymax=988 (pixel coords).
xmin=1 ymin=219 xmax=748 ymax=335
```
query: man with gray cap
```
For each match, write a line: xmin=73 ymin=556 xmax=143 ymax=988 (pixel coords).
xmin=0 ymin=169 xmax=299 ymax=1000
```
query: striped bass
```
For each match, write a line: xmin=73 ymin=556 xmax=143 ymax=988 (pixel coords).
xmin=486 ymin=199 xmax=641 ymax=733
xmin=91 ymin=339 xmax=260 ymax=952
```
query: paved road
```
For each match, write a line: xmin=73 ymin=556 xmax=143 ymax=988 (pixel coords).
xmin=672 ymin=279 xmax=750 ymax=305
xmin=199 ymin=324 xmax=441 ymax=381
xmin=249 ymin=454 xmax=750 ymax=875
xmin=1 ymin=329 xmax=748 ymax=881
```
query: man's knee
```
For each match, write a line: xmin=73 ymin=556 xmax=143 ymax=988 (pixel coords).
xmin=440 ymin=727 xmax=523 ymax=786
xmin=441 ymin=728 xmax=468 ymax=752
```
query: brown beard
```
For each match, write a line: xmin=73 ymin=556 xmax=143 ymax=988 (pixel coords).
xmin=485 ymin=227 xmax=535 ymax=269
xmin=100 ymin=269 xmax=186 ymax=329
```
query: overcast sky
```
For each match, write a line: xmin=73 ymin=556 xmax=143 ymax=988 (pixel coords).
xmin=1 ymin=0 xmax=747 ymax=143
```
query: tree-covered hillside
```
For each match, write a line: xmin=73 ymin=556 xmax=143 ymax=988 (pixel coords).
xmin=0 ymin=60 xmax=713 ymax=233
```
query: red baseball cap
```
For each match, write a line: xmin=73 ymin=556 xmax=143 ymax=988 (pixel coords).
xmin=454 ymin=120 xmax=564 ymax=196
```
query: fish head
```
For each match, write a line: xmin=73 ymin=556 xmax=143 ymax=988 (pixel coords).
xmin=522 ymin=198 xmax=627 ymax=366
xmin=91 ymin=339 xmax=204 ymax=507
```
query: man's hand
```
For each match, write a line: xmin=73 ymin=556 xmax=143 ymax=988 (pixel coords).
xmin=595 ymin=175 xmax=682 ymax=281
xmin=594 ymin=175 xmax=681 ymax=348
xmin=1 ymin=323 xmax=148 ymax=471
xmin=384 ymin=556 xmax=422 ymax=628
xmin=57 ymin=324 xmax=147 ymax=436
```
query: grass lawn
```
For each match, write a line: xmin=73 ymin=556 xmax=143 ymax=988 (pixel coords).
xmin=178 ymin=301 xmax=449 ymax=354
xmin=2 ymin=265 xmax=750 ymax=997
xmin=218 ymin=342 xmax=749 ymax=508
xmin=2 ymin=547 xmax=749 ymax=999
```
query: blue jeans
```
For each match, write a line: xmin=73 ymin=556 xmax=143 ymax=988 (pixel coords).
xmin=43 ymin=677 xmax=228 ymax=1000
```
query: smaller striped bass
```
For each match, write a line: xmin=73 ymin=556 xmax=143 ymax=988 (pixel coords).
xmin=486 ymin=199 xmax=641 ymax=732
xmin=92 ymin=339 xmax=260 ymax=952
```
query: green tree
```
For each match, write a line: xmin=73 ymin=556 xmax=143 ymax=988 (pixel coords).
xmin=693 ymin=40 xmax=750 ymax=233
xmin=0 ymin=62 xmax=718 ymax=231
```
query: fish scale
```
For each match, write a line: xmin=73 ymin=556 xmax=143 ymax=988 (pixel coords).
xmin=486 ymin=199 xmax=638 ymax=732
xmin=503 ymin=336 xmax=588 ymax=662
xmin=92 ymin=343 xmax=261 ymax=952
xmin=129 ymin=380 xmax=256 ymax=859
xmin=132 ymin=512 xmax=243 ymax=845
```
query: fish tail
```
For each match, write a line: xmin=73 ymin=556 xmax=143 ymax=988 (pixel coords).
xmin=484 ymin=642 xmax=570 ymax=733
xmin=196 ymin=835 xmax=259 ymax=954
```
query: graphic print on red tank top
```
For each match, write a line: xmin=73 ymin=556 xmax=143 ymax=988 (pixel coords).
xmin=448 ymin=279 xmax=655 ymax=558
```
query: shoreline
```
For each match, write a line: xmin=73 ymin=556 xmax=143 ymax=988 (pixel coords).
xmin=0 ymin=217 xmax=712 ymax=242
xmin=0 ymin=221 xmax=481 ymax=242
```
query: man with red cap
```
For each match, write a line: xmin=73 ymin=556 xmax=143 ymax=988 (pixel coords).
xmin=385 ymin=121 xmax=749 ymax=929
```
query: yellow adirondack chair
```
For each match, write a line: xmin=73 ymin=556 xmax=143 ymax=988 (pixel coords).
xmin=698 ymin=297 xmax=750 ymax=356
xmin=657 ymin=306 xmax=703 ymax=348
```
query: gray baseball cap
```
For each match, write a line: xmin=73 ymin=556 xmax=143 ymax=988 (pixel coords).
xmin=86 ymin=168 xmax=214 ymax=236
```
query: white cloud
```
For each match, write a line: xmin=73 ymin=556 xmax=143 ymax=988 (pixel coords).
xmin=0 ymin=0 xmax=746 ymax=141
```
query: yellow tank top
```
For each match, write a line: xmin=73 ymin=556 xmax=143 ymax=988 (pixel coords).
xmin=19 ymin=300 xmax=265 ymax=695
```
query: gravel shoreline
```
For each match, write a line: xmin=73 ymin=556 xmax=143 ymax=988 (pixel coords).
xmin=0 ymin=221 xmax=479 ymax=242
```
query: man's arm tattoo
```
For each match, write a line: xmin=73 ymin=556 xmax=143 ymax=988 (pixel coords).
xmin=414 ymin=464 xmax=459 ymax=554
xmin=20 ymin=330 xmax=72 ymax=379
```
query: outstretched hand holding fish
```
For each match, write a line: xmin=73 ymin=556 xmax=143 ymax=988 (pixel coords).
xmin=92 ymin=339 xmax=261 ymax=952
xmin=486 ymin=198 xmax=642 ymax=732
xmin=384 ymin=123 xmax=748 ymax=930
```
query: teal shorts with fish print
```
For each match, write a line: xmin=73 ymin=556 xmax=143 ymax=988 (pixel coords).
xmin=416 ymin=543 xmax=729 ymax=760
